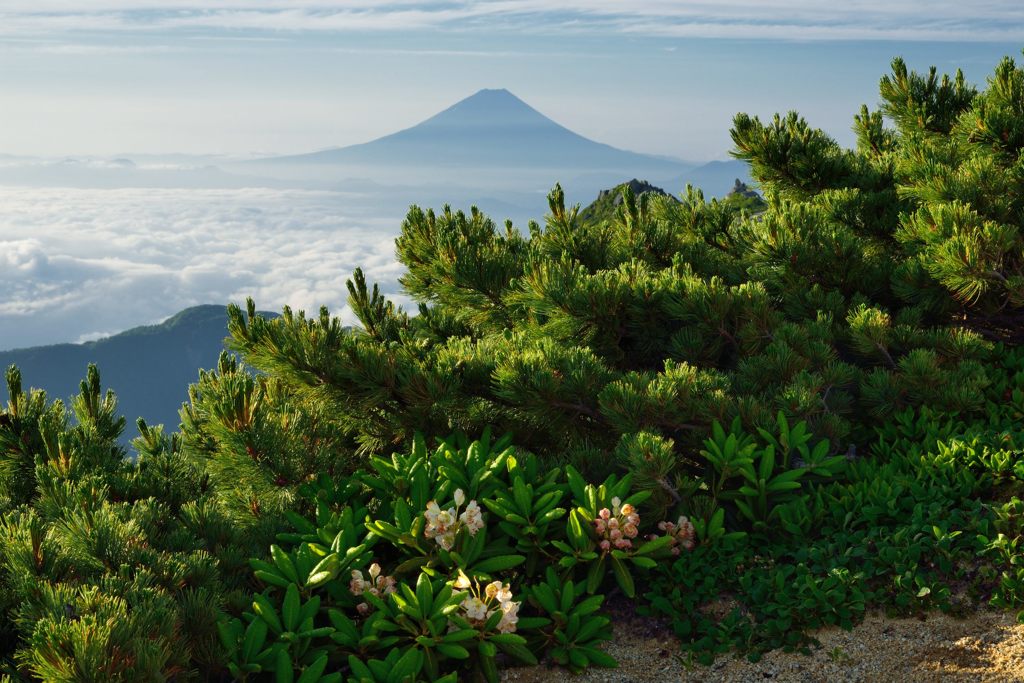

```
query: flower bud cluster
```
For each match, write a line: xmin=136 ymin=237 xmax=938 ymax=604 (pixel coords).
xmin=656 ymin=515 xmax=696 ymax=555
xmin=424 ymin=489 xmax=484 ymax=550
xmin=349 ymin=563 xmax=397 ymax=614
xmin=453 ymin=570 xmax=519 ymax=633
xmin=593 ymin=496 xmax=640 ymax=552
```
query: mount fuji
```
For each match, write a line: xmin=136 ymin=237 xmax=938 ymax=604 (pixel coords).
xmin=260 ymin=88 xmax=690 ymax=173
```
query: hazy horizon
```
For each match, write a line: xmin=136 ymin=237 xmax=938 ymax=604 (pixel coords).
xmin=3 ymin=3 xmax=1024 ymax=161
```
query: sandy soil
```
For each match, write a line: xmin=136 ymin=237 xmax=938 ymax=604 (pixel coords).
xmin=502 ymin=607 xmax=1024 ymax=682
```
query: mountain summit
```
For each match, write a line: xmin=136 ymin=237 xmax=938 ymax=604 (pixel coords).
xmin=415 ymin=88 xmax=555 ymax=130
xmin=263 ymin=89 xmax=687 ymax=171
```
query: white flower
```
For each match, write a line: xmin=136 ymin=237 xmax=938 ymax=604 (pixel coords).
xmin=462 ymin=596 xmax=489 ymax=622
xmin=453 ymin=571 xmax=472 ymax=590
xmin=460 ymin=500 xmax=485 ymax=535
xmin=495 ymin=584 xmax=513 ymax=605
xmin=436 ymin=508 xmax=456 ymax=528
xmin=425 ymin=500 xmax=441 ymax=519
xmin=453 ymin=488 xmax=466 ymax=506
xmin=497 ymin=601 xmax=520 ymax=633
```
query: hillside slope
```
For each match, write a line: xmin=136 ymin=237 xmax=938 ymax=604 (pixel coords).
xmin=0 ymin=305 xmax=267 ymax=440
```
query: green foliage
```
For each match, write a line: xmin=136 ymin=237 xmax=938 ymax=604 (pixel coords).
xmin=643 ymin=384 xmax=1024 ymax=662
xmin=224 ymin=434 xmax=649 ymax=682
xmin=5 ymin=50 xmax=1024 ymax=680
xmin=0 ymin=364 xmax=264 ymax=681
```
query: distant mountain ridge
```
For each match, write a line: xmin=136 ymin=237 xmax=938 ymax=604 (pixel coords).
xmin=0 ymin=305 xmax=273 ymax=442
xmin=260 ymin=88 xmax=689 ymax=172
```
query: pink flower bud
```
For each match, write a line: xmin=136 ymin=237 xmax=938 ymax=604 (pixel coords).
xmin=599 ymin=508 xmax=611 ymax=520
xmin=599 ymin=540 xmax=611 ymax=551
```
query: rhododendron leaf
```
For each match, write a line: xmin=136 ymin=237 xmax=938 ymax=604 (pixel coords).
xmin=767 ymin=480 xmax=802 ymax=493
xmin=253 ymin=594 xmax=283 ymax=633
xmin=568 ymin=646 xmax=589 ymax=670
xmin=299 ymin=595 xmax=321 ymax=625
xmin=282 ymin=583 xmax=300 ymax=632
xmin=496 ymin=640 xmax=537 ymax=665
xmin=504 ymin=512 xmax=529 ymax=525
xmin=624 ymin=490 xmax=651 ymax=507
xmin=551 ymin=541 xmax=573 ymax=554
xmin=400 ymin=581 xmax=419 ymax=606
xmin=610 ymin=556 xmax=635 ymax=598
xmin=394 ymin=556 xmax=429 ymax=574
xmin=479 ymin=639 xmax=498 ymax=657
xmin=296 ymin=653 xmax=328 ymax=683
xmin=759 ymin=446 xmax=776 ymax=481
xmin=255 ymin=570 xmax=291 ymax=589
xmin=441 ymin=629 xmax=477 ymax=642
xmin=586 ymin=557 xmax=604 ymax=594
xmin=534 ymin=491 xmax=560 ymax=512
xmin=576 ymin=616 xmax=607 ymax=642
xmin=241 ymin=618 xmax=267 ymax=663
xmin=416 ymin=573 xmax=433 ymax=615
xmin=574 ymin=594 xmax=604 ymax=616
xmin=565 ymin=466 xmax=587 ymax=502
xmin=516 ymin=616 xmax=551 ymax=630
xmin=531 ymin=585 xmax=558 ymax=613
xmin=513 ymin=478 xmax=531 ymax=513
xmin=271 ymin=545 xmax=300 ymax=584
xmin=472 ymin=555 xmax=525 ymax=574
xmin=436 ymin=643 xmax=470 ymax=659
xmin=434 ymin=584 xmax=453 ymax=609
xmin=560 ymin=581 xmax=575 ymax=612
xmin=634 ymin=534 xmax=673 ymax=556
xmin=275 ymin=649 xmax=294 ymax=683
xmin=579 ymin=646 xmax=618 ymax=668
xmin=538 ymin=508 xmax=566 ymax=524
xmin=362 ymin=591 xmax=388 ymax=613
xmin=481 ymin=499 xmax=512 ymax=516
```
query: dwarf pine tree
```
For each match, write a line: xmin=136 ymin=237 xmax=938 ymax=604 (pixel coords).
xmin=225 ymin=55 xmax=1024 ymax=501
xmin=0 ymin=364 xmax=282 ymax=680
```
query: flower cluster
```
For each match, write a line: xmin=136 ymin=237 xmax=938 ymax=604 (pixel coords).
xmin=349 ymin=563 xmax=397 ymax=614
xmin=453 ymin=571 xmax=519 ymax=633
xmin=424 ymin=488 xmax=485 ymax=550
xmin=656 ymin=515 xmax=696 ymax=555
xmin=594 ymin=497 xmax=640 ymax=552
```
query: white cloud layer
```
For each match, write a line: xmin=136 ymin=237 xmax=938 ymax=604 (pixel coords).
xmin=2 ymin=1 xmax=1023 ymax=41
xmin=0 ymin=186 xmax=408 ymax=350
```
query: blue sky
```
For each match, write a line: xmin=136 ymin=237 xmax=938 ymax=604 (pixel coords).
xmin=2 ymin=1 xmax=1024 ymax=161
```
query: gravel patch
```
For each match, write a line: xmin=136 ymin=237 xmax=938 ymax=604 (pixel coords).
xmin=503 ymin=607 xmax=1024 ymax=682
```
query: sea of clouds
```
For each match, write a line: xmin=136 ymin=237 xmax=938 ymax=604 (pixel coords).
xmin=0 ymin=185 xmax=410 ymax=350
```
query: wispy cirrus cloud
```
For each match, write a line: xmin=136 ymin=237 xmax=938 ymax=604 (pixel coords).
xmin=2 ymin=1 xmax=1023 ymax=41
